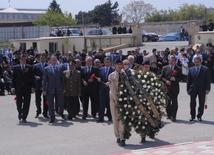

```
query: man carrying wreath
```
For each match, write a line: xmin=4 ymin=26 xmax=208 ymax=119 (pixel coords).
xmin=161 ymin=56 xmax=182 ymax=122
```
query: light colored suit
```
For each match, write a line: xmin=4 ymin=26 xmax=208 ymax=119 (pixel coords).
xmin=108 ymin=71 xmax=124 ymax=140
xmin=42 ymin=65 xmax=65 ymax=120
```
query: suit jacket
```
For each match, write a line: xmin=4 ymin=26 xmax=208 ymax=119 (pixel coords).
xmin=12 ymin=64 xmax=35 ymax=93
xmin=81 ymin=66 xmax=100 ymax=92
xmin=136 ymin=55 xmax=144 ymax=64
xmin=187 ymin=65 xmax=211 ymax=95
xmin=63 ymin=69 xmax=82 ymax=96
xmin=107 ymin=54 xmax=119 ymax=64
xmin=99 ymin=66 xmax=115 ymax=95
xmin=42 ymin=65 xmax=65 ymax=94
xmin=161 ymin=65 xmax=182 ymax=94
xmin=33 ymin=62 xmax=48 ymax=90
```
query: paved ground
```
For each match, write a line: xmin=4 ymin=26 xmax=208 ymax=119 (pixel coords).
xmin=1 ymin=41 xmax=213 ymax=155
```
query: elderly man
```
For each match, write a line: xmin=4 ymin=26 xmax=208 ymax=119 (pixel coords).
xmin=127 ymin=55 xmax=136 ymax=69
xmin=81 ymin=57 xmax=100 ymax=120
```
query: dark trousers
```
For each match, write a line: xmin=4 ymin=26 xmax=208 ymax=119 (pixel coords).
xmin=35 ymin=90 xmax=48 ymax=115
xmin=83 ymin=90 xmax=99 ymax=117
xmin=46 ymin=93 xmax=64 ymax=121
xmin=66 ymin=96 xmax=79 ymax=118
xmin=190 ymin=93 xmax=206 ymax=119
xmin=98 ymin=90 xmax=112 ymax=121
xmin=166 ymin=91 xmax=178 ymax=119
xmin=16 ymin=89 xmax=31 ymax=120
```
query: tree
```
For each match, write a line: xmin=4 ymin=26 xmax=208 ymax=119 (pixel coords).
xmin=75 ymin=0 xmax=119 ymax=26
xmin=48 ymin=0 xmax=62 ymax=14
xmin=121 ymin=0 xmax=157 ymax=24
xmin=144 ymin=3 xmax=214 ymax=22
xmin=33 ymin=10 xmax=77 ymax=27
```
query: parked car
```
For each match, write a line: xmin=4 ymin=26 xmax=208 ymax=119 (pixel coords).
xmin=163 ymin=32 xmax=188 ymax=41
xmin=87 ymin=29 xmax=113 ymax=35
xmin=70 ymin=29 xmax=81 ymax=36
xmin=158 ymin=35 xmax=165 ymax=41
xmin=142 ymin=30 xmax=159 ymax=42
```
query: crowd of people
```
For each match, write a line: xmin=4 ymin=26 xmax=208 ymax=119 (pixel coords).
xmin=0 ymin=43 xmax=213 ymax=145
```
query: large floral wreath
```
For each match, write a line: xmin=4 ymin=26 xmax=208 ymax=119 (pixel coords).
xmin=116 ymin=70 xmax=166 ymax=139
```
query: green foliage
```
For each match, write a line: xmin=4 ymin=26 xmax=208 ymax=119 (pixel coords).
xmin=0 ymin=40 xmax=13 ymax=48
xmin=75 ymin=0 xmax=119 ymax=26
xmin=33 ymin=10 xmax=77 ymax=27
xmin=145 ymin=3 xmax=214 ymax=22
xmin=48 ymin=0 xmax=62 ymax=14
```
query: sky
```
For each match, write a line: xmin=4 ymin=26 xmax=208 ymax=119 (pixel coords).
xmin=0 ymin=0 xmax=212 ymax=16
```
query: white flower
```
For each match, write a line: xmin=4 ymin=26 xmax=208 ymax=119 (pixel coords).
xmin=158 ymin=84 xmax=161 ymax=87
xmin=124 ymin=97 xmax=127 ymax=101
xmin=132 ymin=112 xmax=135 ymax=115
xmin=139 ymin=70 xmax=142 ymax=73
xmin=147 ymin=86 xmax=151 ymax=89
xmin=143 ymin=85 xmax=147 ymax=88
xmin=143 ymin=99 xmax=147 ymax=101
xmin=134 ymin=106 xmax=137 ymax=109
xmin=157 ymin=102 xmax=160 ymax=104
xmin=132 ymin=86 xmax=134 ymax=88
xmin=120 ymin=85 xmax=123 ymax=88
xmin=150 ymin=92 xmax=153 ymax=96
xmin=124 ymin=104 xmax=127 ymax=108
xmin=145 ymin=122 xmax=147 ymax=125
xmin=119 ymin=91 xmax=123 ymax=95
xmin=146 ymin=72 xmax=149 ymax=75
xmin=155 ymin=83 xmax=158 ymax=86
xmin=124 ymin=116 xmax=127 ymax=119
xmin=139 ymin=116 xmax=142 ymax=119
xmin=141 ymin=80 xmax=145 ymax=83
xmin=158 ymin=89 xmax=161 ymax=92
xmin=155 ymin=92 xmax=158 ymax=95
xmin=151 ymin=78 xmax=154 ymax=81
xmin=148 ymin=107 xmax=151 ymax=109
xmin=126 ymin=111 xmax=129 ymax=115
xmin=161 ymin=92 xmax=163 ymax=94
xmin=137 ymin=75 xmax=141 ymax=79
xmin=124 ymin=89 xmax=127 ymax=92
xmin=131 ymin=72 xmax=135 ymax=75
xmin=142 ymin=126 xmax=145 ymax=129
xmin=158 ymin=95 xmax=161 ymax=98
xmin=151 ymin=83 xmax=154 ymax=86
xmin=154 ymin=97 xmax=157 ymax=100
xmin=128 ymin=122 xmax=132 ymax=126
xmin=136 ymin=126 xmax=138 ymax=129
xmin=128 ymin=105 xmax=131 ymax=108
xmin=154 ymin=77 xmax=157 ymax=80
xmin=144 ymin=75 xmax=147 ymax=78
xmin=131 ymin=117 xmax=134 ymax=121
xmin=147 ymin=81 xmax=150 ymax=84
xmin=138 ymin=110 xmax=140 ymax=114
xmin=155 ymin=88 xmax=158 ymax=91
xmin=140 ymin=99 xmax=143 ymax=102
xmin=119 ymin=98 xmax=122 ymax=101
xmin=120 ymin=108 xmax=122 ymax=111
xmin=130 ymin=97 xmax=133 ymax=100
xmin=139 ymin=95 xmax=142 ymax=97
xmin=138 ymin=122 xmax=141 ymax=125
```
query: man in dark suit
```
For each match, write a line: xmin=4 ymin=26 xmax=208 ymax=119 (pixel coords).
xmin=128 ymin=55 xmax=137 ymax=69
xmin=187 ymin=57 xmax=211 ymax=122
xmin=33 ymin=54 xmax=49 ymax=118
xmin=202 ymin=47 xmax=214 ymax=82
xmin=81 ymin=57 xmax=100 ymax=120
xmin=112 ymin=26 xmax=117 ymax=34
xmin=180 ymin=26 xmax=185 ymax=41
xmin=12 ymin=54 xmax=35 ymax=123
xmin=118 ymin=50 xmax=126 ymax=61
xmin=97 ymin=57 xmax=115 ymax=122
xmin=208 ymin=19 xmax=214 ymax=31
xmin=42 ymin=55 xmax=66 ymax=123
xmin=161 ymin=56 xmax=182 ymax=122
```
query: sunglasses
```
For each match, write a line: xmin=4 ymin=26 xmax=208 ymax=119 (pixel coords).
xmin=95 ymin=62 xmax=100 ymax=63
xmin=124 ymin=64 xmax=130 ymax=65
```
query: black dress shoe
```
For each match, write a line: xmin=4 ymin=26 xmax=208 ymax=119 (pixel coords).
xmin=68 ymin=117 xmax=73 ymax=120
xmin=120 ymin=140 xmax=126 ymax=146
xmin=22 ymin=119 xmax=27 ymax=123
xmin=166 ymin=116 xmax=171 ymax=119
xmin=189 ymin=118 xmax=194 ymax=122
xmin=197 ymin=117 xmax=202 ymax=122
xmin=116 ymin=138 xmax=120 ymax=143
xmin=18 ymin=114 xmax=22 ymax=120
xmin=92 ymin=115 xmax=96 ymax=118
xmin=141 ymin=137 xmax=146 ymax=143
xmin=96 ymin=119 xmax=104 ymax=123
xmin=43 ymin=114 xmax=49 ymax=118
xmin=35 ymin=114 xmax=39 ymax=118
xmin=171 ymin=118 xmax=176 ymax=122
xmin=108 ymin=118 xmax=112 ymax=121
xmin=61 ymin=114 xmax=66 ymax=120
xmin=82 ymin=116 xmax=86 ymax=120
xmin=49 ymin=120 xmax=54 ymax=123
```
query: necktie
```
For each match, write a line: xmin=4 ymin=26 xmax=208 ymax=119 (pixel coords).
xmin=41 ymin=63 xmax=44 ymax=71
xmin=171 ymin=66 xmax=173 ymax=71
xmin=53 ymin=66 xmax=56 ymax=75
xmin=22 ymin=65 xmax=25 ymax=73
xmin=105 ymin=67 xmax=108 ymax=80
xmin=10 ymin=59 xmax=12 ymax=66
xmin=196 ymin=67 xmax=200 ymax=76
xmin=70 ymin=70 xmax=73 ymax=76
xmin=87 ymin=66 xmax=91 ymax=73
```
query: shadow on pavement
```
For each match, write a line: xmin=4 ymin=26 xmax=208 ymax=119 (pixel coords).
xmin=17 ymin=121 xmax=43 ymax=127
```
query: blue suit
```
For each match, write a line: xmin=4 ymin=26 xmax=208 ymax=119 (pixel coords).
xmin=98 ymin=66 xmax=115 ymax=121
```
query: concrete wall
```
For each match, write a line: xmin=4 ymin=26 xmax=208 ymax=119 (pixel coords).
xmin=194 ymin=31 xmax=214 ymax=50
